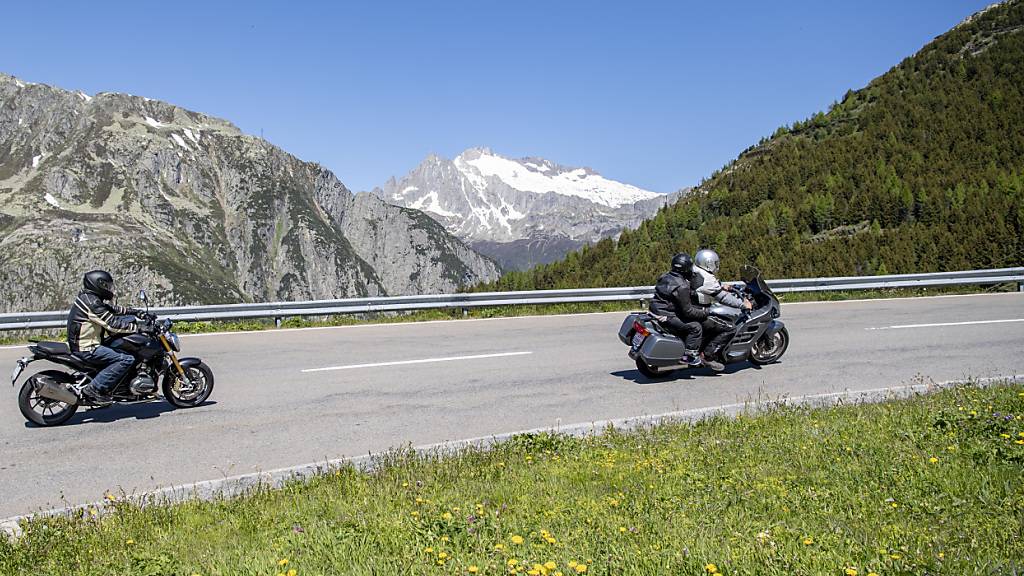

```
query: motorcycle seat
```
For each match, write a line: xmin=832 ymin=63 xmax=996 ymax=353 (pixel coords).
xmin=31 ymin=341 xmax=71 ymax=356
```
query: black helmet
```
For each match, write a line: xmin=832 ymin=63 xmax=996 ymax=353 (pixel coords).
xmin=670 ymin=253 xmax=693 ymax=274
xmin=83 ymin=270 xmax=115 ymax=300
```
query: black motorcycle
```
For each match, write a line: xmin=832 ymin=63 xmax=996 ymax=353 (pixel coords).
xmin=11 ymin=290 xmax=214 ymax=426
xmin=618 ymin=265 xmax=789 ymax=378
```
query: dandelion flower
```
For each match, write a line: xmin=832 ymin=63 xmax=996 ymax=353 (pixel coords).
xmin=439 ymin=552 xmax=449 ymax=560
xmin=868 ymin=573 xmax=879 ymax=576
xmin=574 ymin=565 xmax=588 ymax=574
xmin=495 ymin=543 xmax=506 ymax=551
xmin=511 ymin=535 xmax=525 ymax=545
xmin=126 ymin=539 xmax=134 ymax=545
xmin=545 ymin=561 xmax=557 ymax=570
xmin=508 ymin=558 xmax=519 ymax=566
xmin=845 ymin=568 xmax=858 ymax=576
xmin=278 ymin=559 xmax=289 ymax=566
xmin=803 ymin=537 xmax=814 ymax=545
xmin=929 ymin=457 xmax=938 ymax=463
xmin=705 ymin=563 xmax=719 ymax=574
xmin=619 ymin=527 xmax=627 ymax=533
xmin=287 ymin=570 xmax=297 ymax=576
xmin=424 ymin=547 xmax=434 ymax=553
xmin=469 ymin=567 xmax=479 ymax=574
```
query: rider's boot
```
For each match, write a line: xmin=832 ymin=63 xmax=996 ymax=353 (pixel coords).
xmin=701 ymin=350 xmax=725 ymax=372
xmin=82 ymin=383 xmax=113 ymax=404
xmin=682 ymin=349 xmax=703 ymax=367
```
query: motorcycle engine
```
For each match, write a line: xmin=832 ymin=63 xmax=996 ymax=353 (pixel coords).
xmin=129 ymin=373 xmax=157 ymax=395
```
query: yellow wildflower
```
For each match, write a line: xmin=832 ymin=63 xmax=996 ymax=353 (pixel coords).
xmin=1015 ymin=439 xmax=1024 ymax=445
xmin=803 ymin=537 xmax=814 ymax=545
xmin=495 ymin=543 xmax=506 ymax=551
xmin=545 ymin=561 xmax=557 ymax=570
xmin=574 ymin=565 xmax=588 ymax=574
xmin=287 ymin=570 xmax=297 ymax=576
xmin=705 ymin=563 xmax=719 ymax=574
xmin=442 ymin=512 xmax=453 ymax=520
xmin=508 ymin=558 xmax=519 ymax=566
xmin=929 ymin=457 xmax=938 ymax=463
xmin=424 ymin=547 xmax=434 ymax=553
xmin=619 ymin=527 xmax=627 ymax=533
xmin=511 ymin=535 xmax=525 ymax=545
xmin=439 ymin=552 xmax=449 ymax=560
xmin=410 ymin=511 xmax=419 ymax=517
xmin=568 ymin=561 xmax=578 ymax=568
xmin=126 ymin=539 xmax=134 ymax=545
xmin=278 ymin=559 xmax=289 ymax=566
xmin=469 ymin=567 xmax=479 ymax=574
xmin=868 ymin=573 xmax=879 ymax=576
xmin=528 ymin=571 xmax=540 ymax=576
xmin=845 ymin=569 xmax=858 ymax=576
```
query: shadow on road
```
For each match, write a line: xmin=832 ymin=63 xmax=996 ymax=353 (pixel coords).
xmin=611 ymin=361 xmax=762 ymax=384
xmin=23 ymin=401 xmax=217 ymax=428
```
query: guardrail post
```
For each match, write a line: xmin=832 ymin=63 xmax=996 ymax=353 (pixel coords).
xmin=275 ymin=316 xmax=283 ymax=328
xmin=1018 ymin=281 xmax=1024 ymax=293
xmin=461 ymin=307 xmax=469 ymax=317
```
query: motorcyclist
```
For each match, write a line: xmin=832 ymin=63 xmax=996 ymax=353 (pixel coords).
xmin=649 ymin=253 xmax=707 ymax=367
xmin=67 ymin=270 xmax=149 ymax=403
xmin=692 ymin=249 xmax=752 ymax=371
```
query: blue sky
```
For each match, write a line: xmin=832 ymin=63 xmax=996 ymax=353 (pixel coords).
xmin=1 ymin=1 xmax=993 ymax=193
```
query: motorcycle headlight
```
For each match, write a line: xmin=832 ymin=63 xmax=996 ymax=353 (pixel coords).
xmin=168 ymin=332 xmax=181 ymax=352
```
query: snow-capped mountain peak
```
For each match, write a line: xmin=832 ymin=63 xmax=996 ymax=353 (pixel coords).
xmin=374 ymin=147 xmax=683 ymax=271
xmin=453 ymin=148 xmax=660 ymax=208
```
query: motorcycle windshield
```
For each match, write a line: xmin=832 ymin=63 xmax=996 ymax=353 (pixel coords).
xmin=740 ymin=265 xmax=776 ymax=299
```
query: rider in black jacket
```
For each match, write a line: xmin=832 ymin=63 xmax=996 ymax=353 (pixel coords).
xmin=649 ymin=253 xmax=707 ymax=367
xmin=67 ymin=270 xmax=148 ymax=402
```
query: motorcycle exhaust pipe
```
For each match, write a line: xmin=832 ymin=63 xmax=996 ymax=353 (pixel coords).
xmin=34 ymin=377 xmax=79 ymax=405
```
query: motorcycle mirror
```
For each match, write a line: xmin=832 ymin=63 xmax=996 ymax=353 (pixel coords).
xmin=138 ymin=290 xmax=149 ymax=303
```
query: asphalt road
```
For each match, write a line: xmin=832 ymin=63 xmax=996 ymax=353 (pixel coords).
xmin=1 ymin=292 xmax=1022 ymax=518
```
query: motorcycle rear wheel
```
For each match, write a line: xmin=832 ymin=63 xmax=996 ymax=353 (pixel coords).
xmin=750 ymin=327 xmax=789 ymax=365
xmin=18 ymin=373 xmax=79 ymax=427
xmin=635 ymin=358 xmax=671 ymax=379
xmin=163 ymin=362 xmax=214 ymax=408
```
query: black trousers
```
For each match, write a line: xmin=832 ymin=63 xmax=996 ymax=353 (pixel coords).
xmin=701 ymin=317 xmax=736 ymax=357
xmin=661 ymin=316 xmax=703 ymax=350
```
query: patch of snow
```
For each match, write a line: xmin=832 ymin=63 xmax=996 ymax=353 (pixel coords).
xmin=17 ymin=118 xmax=23 ymax=126
xmin=77 ymin=91 xmax=93 ymax=102
xmin=32 ymin=154 xmax=44 ymax=168
xmin=144 ymin=116 xmax=167 ymax=129
xmin=400 ymin=185 xmax=419 ymax=195
xmin=525 ymin=162 xmax=550 ymax=173
xmin=44 ymin=193 xmax=61 ymax=208
xmin=15 ymin=79 xmax=25 ymax=88
xmin=171 ymin=133 xmax=192 ymax=152
xmin=459 ymin=150 xmax=660 ymax=207
xmin=409 ymin=190 xmax=458 ymax=218
xmin=183 ymin=128 xmax=201 ymax=144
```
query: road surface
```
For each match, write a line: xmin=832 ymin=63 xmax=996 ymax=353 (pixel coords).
xmin=1 ymin=292 xmax=1022 ymax=518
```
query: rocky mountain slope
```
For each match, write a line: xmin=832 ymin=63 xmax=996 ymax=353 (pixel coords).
xmin=0 ymin=74 xmax=498 ymax=312
xmin=374 ymin=148 xmax=683 ymax=270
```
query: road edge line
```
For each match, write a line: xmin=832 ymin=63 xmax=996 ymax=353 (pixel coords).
xmin=3 ymin=373 xmax=1022 ymax=538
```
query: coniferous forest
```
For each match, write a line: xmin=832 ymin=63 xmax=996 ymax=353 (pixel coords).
xmin=486 ymin=1 xmax=1024 ymax=290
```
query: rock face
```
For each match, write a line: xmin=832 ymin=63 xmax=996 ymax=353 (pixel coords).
xmin=373 ymin=148 xmax=685 ymax=270
xmin=0 ymin=73 xmax=499 ymax=312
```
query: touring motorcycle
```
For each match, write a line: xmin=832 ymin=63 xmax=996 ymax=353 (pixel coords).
xmin=11 ymin=290 xmax=214 ymax=426
xmin=618 ymin=265 xmax=789 ymax=378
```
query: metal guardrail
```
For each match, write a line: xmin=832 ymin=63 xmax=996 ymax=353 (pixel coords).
xmin=0 ymin=267 xmax=1021 ymax=331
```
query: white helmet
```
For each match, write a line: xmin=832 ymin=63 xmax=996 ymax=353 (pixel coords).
xmin=694 ymin=249 xmax=720 ymax=274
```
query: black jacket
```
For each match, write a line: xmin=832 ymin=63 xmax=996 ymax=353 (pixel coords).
xmin=649 ymin=271 xmax=708 ymax=322
xmin=67 ymin=291 xmax=139 ymax=353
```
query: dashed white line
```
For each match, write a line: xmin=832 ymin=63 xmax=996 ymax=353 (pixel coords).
xmin=867 ymin=318 xmax=1024 ymax=330
xmin=301 ymin=351 xmax=533 ymax=373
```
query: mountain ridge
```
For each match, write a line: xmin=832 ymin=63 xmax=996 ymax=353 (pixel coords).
xmin=0 ymin=73 xmax=499 ymax=312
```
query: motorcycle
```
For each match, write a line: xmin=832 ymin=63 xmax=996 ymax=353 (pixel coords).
xmin=11 ymin=290 xmax=214 ymax=426
xmin=618 ymin=265 xmax=789 ymax=378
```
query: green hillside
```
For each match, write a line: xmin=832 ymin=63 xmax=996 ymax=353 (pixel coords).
xmin=488 ymin=1 xmax=1024 ymax=290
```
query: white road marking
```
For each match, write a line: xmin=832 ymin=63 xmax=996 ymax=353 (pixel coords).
xmin=867 ymin=318 xmax=1024 ymax=330
xmin=301 ymin=351 xmax=533 ymax=373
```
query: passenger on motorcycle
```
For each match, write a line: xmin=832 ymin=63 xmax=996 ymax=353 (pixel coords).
xmin=67 ymin=270 xmax=150 ymax=403
xmin=692 ymin=249 xmax=752 ymax=371
xmin=649 ymin=253 xmax=707 ymax=367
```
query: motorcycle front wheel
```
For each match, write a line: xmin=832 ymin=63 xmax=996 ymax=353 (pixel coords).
xmin=750 ymin=327 xmax=789 ymax=365
xmin=162 ymin=362 xmax=215 ymax=408
xmin=18 ymin=373 xmax=79 ymax=427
